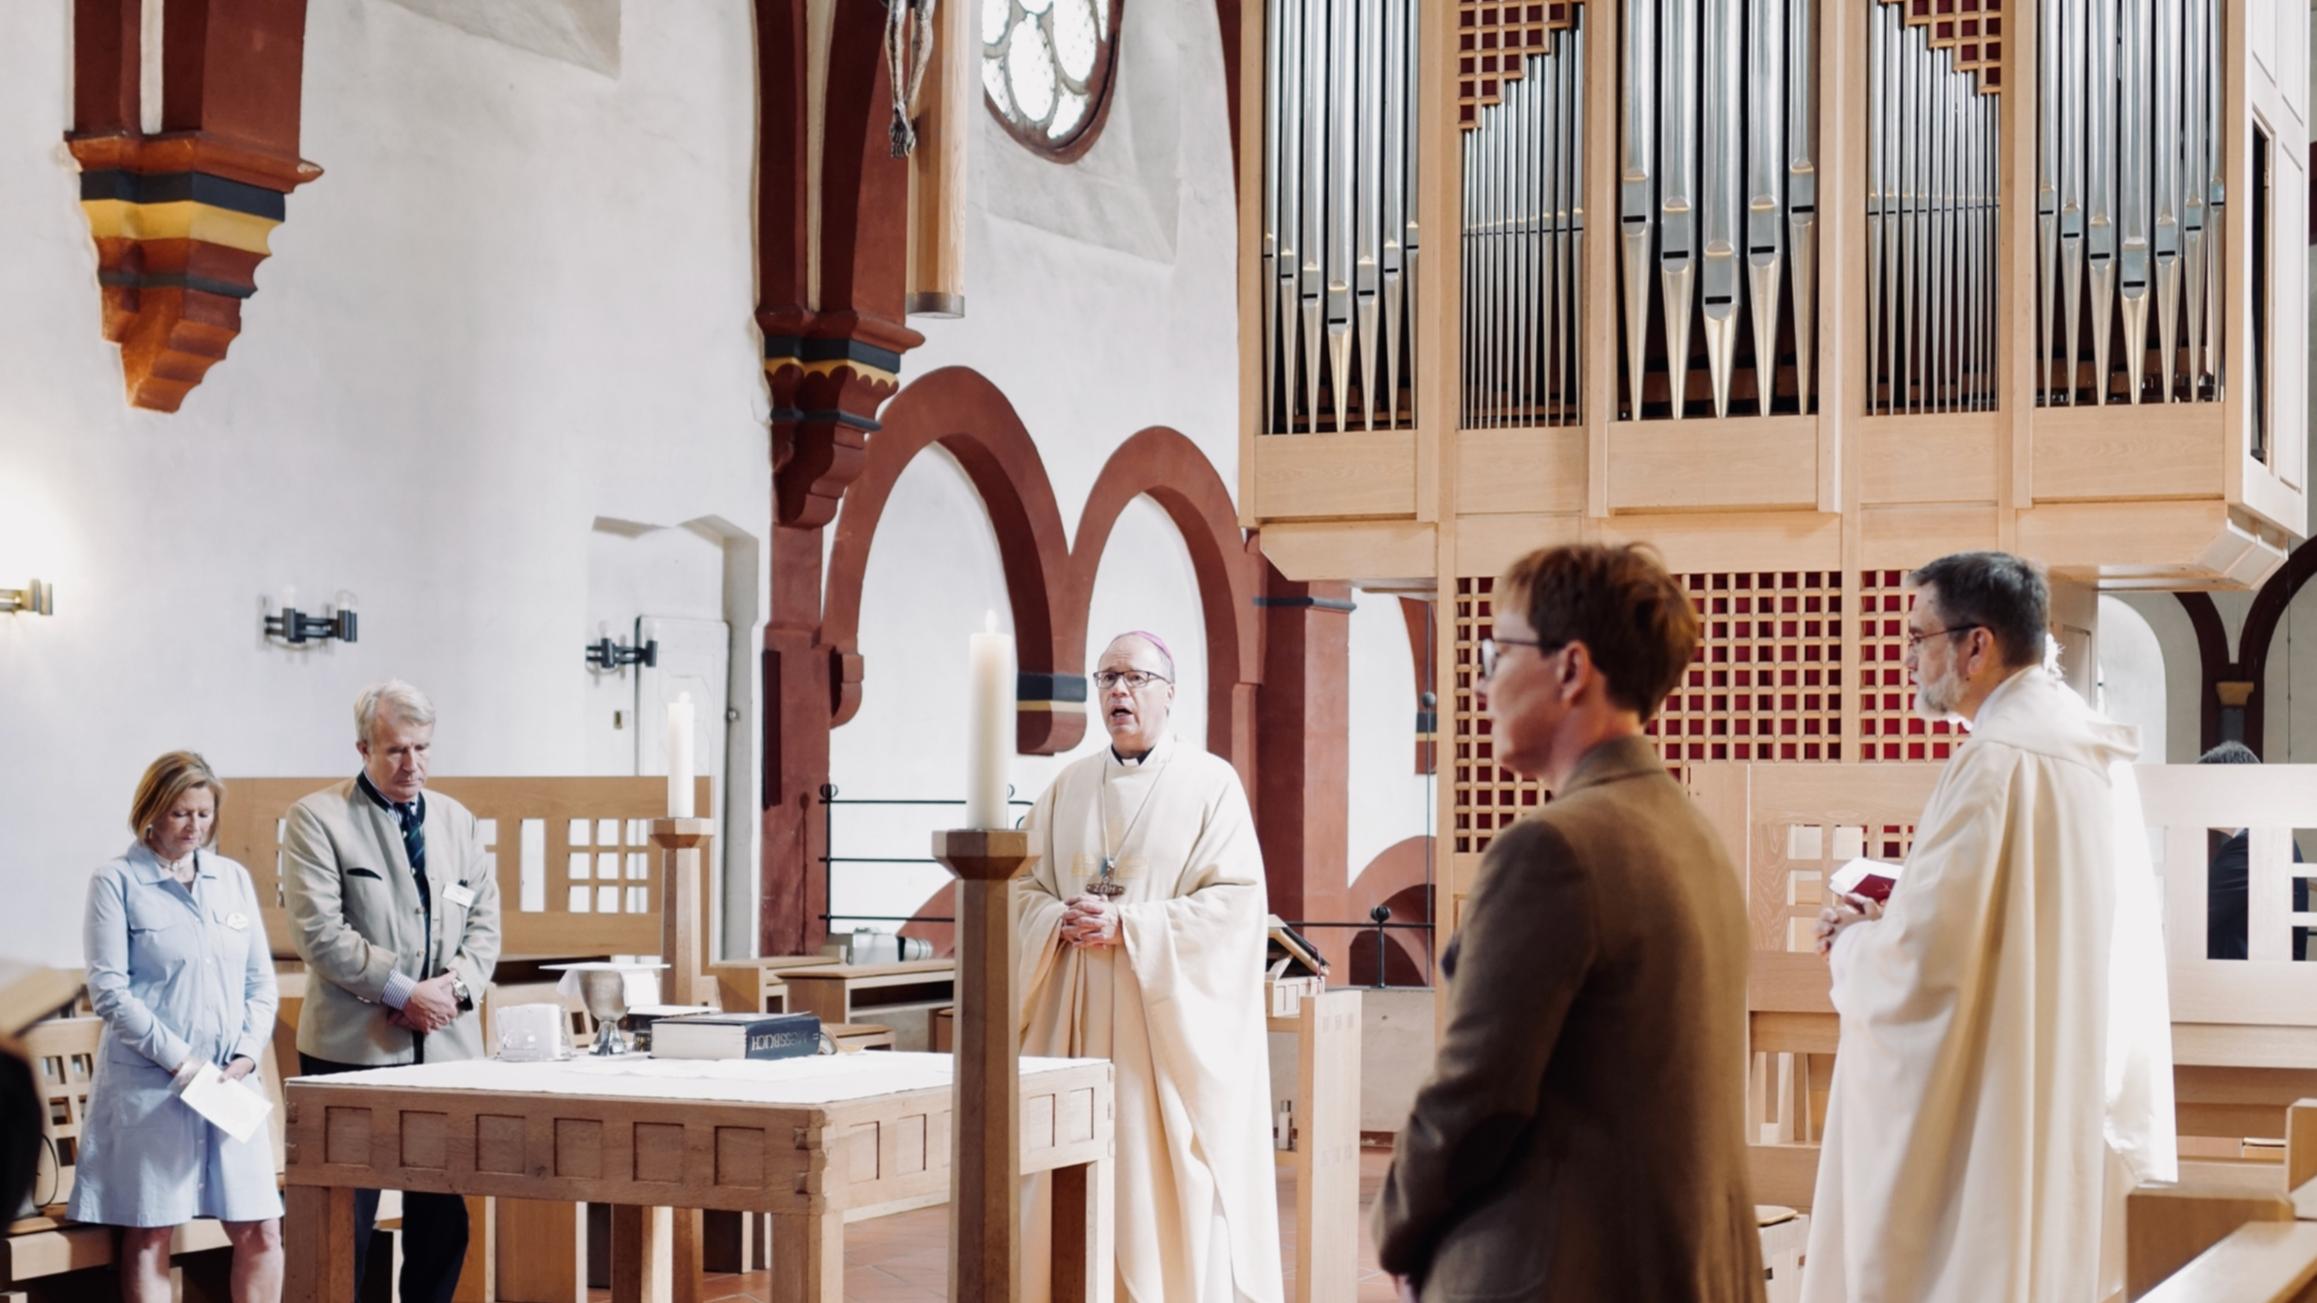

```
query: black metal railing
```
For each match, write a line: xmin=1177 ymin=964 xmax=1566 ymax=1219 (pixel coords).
xmin=1277 ymin=907 xmax=1435 ymax=989
xmin=820 ymin=786 xmax=1436 ymax=988
xmin=817 ymin=785 xmax=1029 ymax=928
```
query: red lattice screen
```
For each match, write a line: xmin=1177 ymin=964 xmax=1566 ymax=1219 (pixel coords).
xmin=1888 ymin=0 xmax=2004 ymax=93
xmin=1457 ymin=0 xmax=1583 ymax=128
xmin=1452 ymin=570 xmax=1846 ymax=854
xmin=1857 ymin=569 xmax=1963 ymax=763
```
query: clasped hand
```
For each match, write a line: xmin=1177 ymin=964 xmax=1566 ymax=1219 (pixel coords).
xmin=1814 ymin=893 xmax=1884 ymax=956
xmin=389 ymin=973 xmax=461 ymax=1033
xmin=1060 ymin=895 xmax=1121 ymax=949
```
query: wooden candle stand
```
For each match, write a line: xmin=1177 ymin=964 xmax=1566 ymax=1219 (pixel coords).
xmin=932 ymin=827 xmax=1035 ymax=1303
xmin=651 ymin=818 xmax=714 ymax=1008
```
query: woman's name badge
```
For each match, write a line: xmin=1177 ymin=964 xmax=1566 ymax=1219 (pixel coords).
xmin=222 ymin=912 xmax=250 ymax=931
xmin=445 ymin=882 xmax=478 ymax=908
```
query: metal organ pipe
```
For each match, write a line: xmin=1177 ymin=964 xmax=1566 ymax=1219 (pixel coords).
xmin=2036 ymin=0 xmax=2222 ymax=407
xmin=1262 ymin=0 xmax=1420 ymax=433
xmin=1614 ymin=0 xmax=1815 ymax=419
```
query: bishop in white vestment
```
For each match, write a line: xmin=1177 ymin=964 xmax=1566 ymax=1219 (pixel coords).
xmin=1016 ymin=632 xmax=1284 ymax=1303
xmin=1803 ymin=554 xmax=2174 ymax=1303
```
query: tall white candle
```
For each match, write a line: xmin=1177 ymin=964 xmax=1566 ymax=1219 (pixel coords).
xmin=965 ymin=610 xmax=1014 ymax=829
xmin=666 ymin=692 xmax=696 ymax=818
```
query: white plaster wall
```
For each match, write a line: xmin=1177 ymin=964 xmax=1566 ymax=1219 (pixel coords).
xmin=2096 ymin=597 xmax=2168 ymax=765
xmin=904 ymin=0 xmax=1242 ymax=528
xmin=0 ymin=0 xmax=767 ymax=964
xmin=1346 ymin=594 xmax=1435 ymax=887
xmin=2112 ymin=593 xmax=2204 ymax=763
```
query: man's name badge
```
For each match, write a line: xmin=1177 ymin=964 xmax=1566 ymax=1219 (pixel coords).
xmin=222 ymin=912 xmax=250 ymax=931
xmin=445 ymin=882 xmax=478 ymax=908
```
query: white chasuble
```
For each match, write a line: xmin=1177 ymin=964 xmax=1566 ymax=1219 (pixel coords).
xmin=1801 ymin=668 xmax=2175 ymax=1303
xmin=1015 ymin=734 xmax=1285 ymax=1303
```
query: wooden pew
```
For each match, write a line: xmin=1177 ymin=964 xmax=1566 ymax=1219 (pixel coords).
xmin=2 ymin=1014 xmax=291 ymax=1298
xmin=2139 ymin=1105 xmax=2317 ymax=1301
xmin=215 ymin=775 xmax=712 ymax=964
xmin=1690 ymin=761 xmax=2317 ymax=1216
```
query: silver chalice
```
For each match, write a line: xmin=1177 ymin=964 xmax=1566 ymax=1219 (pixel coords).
xmin=575 ymin=969 xmax=634 ymax=1056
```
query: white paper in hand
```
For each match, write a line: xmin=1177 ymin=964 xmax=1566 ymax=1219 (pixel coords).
xmin=175 ymin=1063 xmax=272 ymax=1143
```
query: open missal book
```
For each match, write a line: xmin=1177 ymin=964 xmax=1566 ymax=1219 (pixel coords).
xmin=1828 ymin=857 xmax=1902 ymax=905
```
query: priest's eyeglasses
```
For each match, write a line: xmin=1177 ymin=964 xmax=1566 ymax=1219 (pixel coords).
xmin=1093 ymin=669 xmax=1170 ymax=691
xmin=1478 ymin=637 xmax=1562 ymax=680
xmin=1903 ymin=624 xmax=1983 ymax=652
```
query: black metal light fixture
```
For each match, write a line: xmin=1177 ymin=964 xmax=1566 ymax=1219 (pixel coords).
xmin=265 ymin=590 xmax=357 ymax=645
xmin=585 ymin=635 xmax=658 ymax=672
xmin=0 ymin=579 xmax=53 ymax=616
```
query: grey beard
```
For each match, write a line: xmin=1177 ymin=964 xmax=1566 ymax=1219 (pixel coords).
xmin=1913 ymin=675 xmax=1959 ymax=724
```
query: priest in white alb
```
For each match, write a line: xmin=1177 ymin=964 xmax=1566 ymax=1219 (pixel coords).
xmin=1015 ymin=630 xmax=1284 ymax=1303
xmin=1803 ymin=551 xmax=2175 ymax=1303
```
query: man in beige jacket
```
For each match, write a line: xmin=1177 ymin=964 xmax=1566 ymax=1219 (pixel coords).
xmin=283 ymin=679 xmax=500 ymax=1303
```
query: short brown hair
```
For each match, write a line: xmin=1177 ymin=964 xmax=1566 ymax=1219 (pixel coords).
xmin=129 ymin=752 xmax=225 ymax=848
xmin=1497 ymin=543 xmax=1698 ymax=722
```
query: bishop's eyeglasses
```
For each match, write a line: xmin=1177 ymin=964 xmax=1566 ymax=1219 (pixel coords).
xmin=1093 ymin=669 xmax=1171 ymax=691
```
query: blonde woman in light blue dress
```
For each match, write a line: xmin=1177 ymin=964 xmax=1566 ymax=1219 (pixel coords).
xmin=69 ymin=752 xmax=282 ymax=1303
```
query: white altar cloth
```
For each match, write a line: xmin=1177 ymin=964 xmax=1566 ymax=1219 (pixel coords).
xmin=288 ymin=1051 xmax=1098 ymax=1106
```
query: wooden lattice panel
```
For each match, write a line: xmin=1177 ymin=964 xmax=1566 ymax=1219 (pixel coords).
xmin=1888 ymin=0 xmax=2004 ymax=92
xmin=1451 ymin=577 xmax=1548 ymax=853
xmin=1451 ymin=570 xmax=1844 ymax=854
xmin=1753 ymin=821 xmax=1918 ymax=951
xmin=215 ymin=776 xmax=710 ymax=961
xmin=1857 ymin=570 xmax=1963 ymax=763
xmin=23 ymin=1015 xmax=101 ymax=1208
xmin=1457 ymin=0 xmax=1583 ymax=128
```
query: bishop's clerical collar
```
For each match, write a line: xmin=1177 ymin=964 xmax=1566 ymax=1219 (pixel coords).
xmin=1110 ymin=746 xmax=1153 ymax=766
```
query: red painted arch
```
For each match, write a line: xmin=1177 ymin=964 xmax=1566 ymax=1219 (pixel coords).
xmin=821 ymin=367 xmax=1261 ymax=772
xmin=821 ymin=367 xmax=1079 ymax=749
xmin=2230 ymin=541 xmax=2317 ymax=757
xmin=1071 ymin=425 xmax=1263 ymax=776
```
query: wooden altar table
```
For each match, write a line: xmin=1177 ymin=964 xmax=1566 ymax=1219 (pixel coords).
xmin=281 ymin=1052 xmax=1113 ymax=1302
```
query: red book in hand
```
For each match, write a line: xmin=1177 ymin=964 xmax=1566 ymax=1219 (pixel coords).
xmin=1829 ymin=857 xmax=1901 ymax=905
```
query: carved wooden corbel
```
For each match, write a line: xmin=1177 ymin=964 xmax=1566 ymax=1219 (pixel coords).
xmin=758 ymin=0 xmax=924 ymax=530
xmin=67 ymin=0 xmax=320 ymax=412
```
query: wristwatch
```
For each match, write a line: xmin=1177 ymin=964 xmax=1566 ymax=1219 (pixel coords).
xmin=451 ymin=975 xmax=473 ymax=1012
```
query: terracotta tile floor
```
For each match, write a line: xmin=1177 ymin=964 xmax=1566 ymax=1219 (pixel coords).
xmin=596 ymin=1147 xmax=1402 ymax=1302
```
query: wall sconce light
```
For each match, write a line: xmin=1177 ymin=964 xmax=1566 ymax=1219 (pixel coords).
xmin=0 ymin=579 xmax=54 ymax=616
xmin=585 ymin=634 xmax=658 ymax=672
xmin=265 ymin=590 xmax=358 ymax=646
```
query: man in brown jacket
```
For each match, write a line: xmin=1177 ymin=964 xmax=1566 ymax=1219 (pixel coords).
xmin=1373 ymin=543 xmax=1765 ymax=1302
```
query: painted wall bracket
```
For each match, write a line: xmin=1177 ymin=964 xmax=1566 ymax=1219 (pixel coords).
xmin=67 ymin=0 xmax=320 ymax=413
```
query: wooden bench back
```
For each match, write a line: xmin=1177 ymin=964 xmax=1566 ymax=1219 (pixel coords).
xmin=1692 ymin=760 xmax=2317 ymax=1208
xmin=19 ymin=1017 xmax=101 ymax=1211
xmin=215 ymin=776 xmax=712 ymax=961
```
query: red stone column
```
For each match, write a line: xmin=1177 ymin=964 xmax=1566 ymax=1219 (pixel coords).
xmin=1254 ymin=572 xmax=1353 ymax=970
xmin=759 ymin=525 xmax=835 ymax=958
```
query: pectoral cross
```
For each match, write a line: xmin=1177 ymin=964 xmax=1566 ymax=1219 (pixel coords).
xmin=1088 ymin=856 xmax=1127 ymax=900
